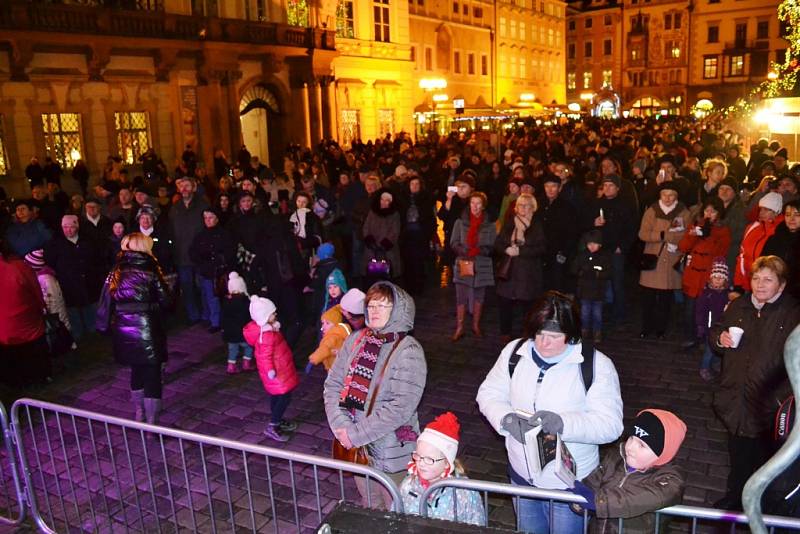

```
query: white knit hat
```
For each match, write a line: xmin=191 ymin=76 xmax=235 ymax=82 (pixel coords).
xmin=227 ymin=271 xmax=248 ymax=295
xmin=418 ymin=412 xmax=461 ymax=471
xmin=758 ymin=191 xmax=783 ymax=214
xmin=340 ymin=288 xmax=365 ymax=315
xmin=249 ymin=295 xmax=276 ymax=327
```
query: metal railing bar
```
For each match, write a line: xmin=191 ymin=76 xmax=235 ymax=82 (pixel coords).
xmin=103 ymin=420 xmax=129 ymax=534
xmin=86 ymin=418 xmax=110 ymax=530
xmin=264 ymin=454 xmax=276 ymax=534
xmin=289 ymin=458 xmax=300 ymax=529
xmin=244 ymin=451 xmax=256 ymax=534
xmin=139 ymin=428 xmax=161 ymax=534
xmin=313 ymin=464 xmax=322 ymax=524
xmin=178 ymin=437 xmax=197 ymax=532
xmin=39 ymin=406 xmax=67 ymax=531
xmin=220 ymin=446 xmax=235 ymax=533
xmin=68 ymin=414 xmax=97 ymax=531
xmin=199 ymin=443 xmax=216 ymax=534
xmin=158 ymin=434 xmax=178 ymax=530
xmin=121 ymin=426 xmax=146 ymax=532
xmin=54 ymin=413 xmax=81 ymax=527
xmin=0 ymin=402 xmax=24 ymax=526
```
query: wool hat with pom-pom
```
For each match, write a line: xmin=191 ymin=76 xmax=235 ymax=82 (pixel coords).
xmin=227 ymin=271 xmax=248 ymax=295
xmin=418 ymin=412 xmax=461 ymax=470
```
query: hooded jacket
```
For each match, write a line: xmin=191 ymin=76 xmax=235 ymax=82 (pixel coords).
xmin=638 ymin=202 xmax=691 ymax=291
xmin=309 ymin=321 xmax=352 ymax=371
xmin=582 ymin=443 xmax=685 ymax=534
xmin=362 ymin=189 xmax=403 ymax=277
xmin=678 ymin=221 xmax=731 ymax=298
xmin=477 ymin=338 xmax=624 ymax=489
xmin=244 ymin=321 xmax=299 ymax=396
xmin=735 ymin=215 xmax=784 ymax=291
xmin=323 ymin=282 xmax=427 ymax=474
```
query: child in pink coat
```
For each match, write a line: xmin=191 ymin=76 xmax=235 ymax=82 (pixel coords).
xmin=244 ymin=295 xmax=300 ymax=442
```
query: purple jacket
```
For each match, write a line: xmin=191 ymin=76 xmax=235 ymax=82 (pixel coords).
xmin=694 ymin=286 xmax=728 ymax=339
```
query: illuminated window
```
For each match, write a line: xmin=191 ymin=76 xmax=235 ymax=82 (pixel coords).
xmin=0 ymin=115 xmax=8 ymax=175
xmin=583 ymin=71 xmax=592 ymax=88
xmin=511 ymin=56 xmax=518 ymax=78
xmin=500 ymin=53 xmax=507 ymax=76
xmin=567 ymin=72 xmax=576 ymax=89
xmin=115 ymin=111 xmax=151 ymax=165
xmin=41 ymin=113 xmax=83 ymax=169
xmin=520 ymin=57 xmax=526 ymax=78
xmin=665 ymin=40 xmax=681 ymax=59
xmin=500 ymin=18 xmax=507 ymax=38
xmin=602 ymin=69 xmax=612 ymax=86
xmin=520 ymin=22 xmax=526 ymax=41
xmin=340 ymin=109 xmax=360 ymax=147
xmin=511 ymin=20 xmax=517 ymax=39
xmin=336 ymin=0 xmax=355 ymax=38
xmin=374 ymin=0 xmax=390 ymax=42
xmin=378 ymin=109 xmax=394 ymax=137
xmin=548 ymin=28 xmax=554 ymax=47
xmin=287 ymin=0 xmax=309 ymax=26
xmin=730 ymin=55 xmax=744 ymax=76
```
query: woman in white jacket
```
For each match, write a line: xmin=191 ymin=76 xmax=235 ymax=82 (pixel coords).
xmin=476 ymin=291 xmax=623 ymax=534
xmin=24 ymin=249 xmax=71 ymax=331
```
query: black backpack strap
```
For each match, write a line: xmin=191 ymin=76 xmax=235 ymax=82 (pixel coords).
xmin=507 ymin=338 xmax=528 ymax=378
xmin=581 ymin=341 xmax=595 ymax=392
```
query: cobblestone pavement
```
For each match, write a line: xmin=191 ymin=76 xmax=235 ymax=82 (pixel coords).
xmin=0 ymin=277 xmax=730 ymax=533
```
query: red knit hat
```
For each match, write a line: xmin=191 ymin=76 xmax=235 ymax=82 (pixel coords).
xmin=418 ymin=412 xmax=461 ymax=470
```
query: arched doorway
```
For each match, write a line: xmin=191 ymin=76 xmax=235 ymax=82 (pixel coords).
xmin=239 ymin=85 xmax=282 ymax=170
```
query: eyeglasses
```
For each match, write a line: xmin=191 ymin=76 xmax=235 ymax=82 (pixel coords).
xmin=412 ymin=452 xmax=446 ymax=466
xmin=366 ymin=304 xmax=393 ymax=312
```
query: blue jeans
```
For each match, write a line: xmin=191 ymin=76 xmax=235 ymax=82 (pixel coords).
xmin=700 ymin=339 xmax=720 ymax=370
xmin=178 ymin=266 xmax=200 ymax=322
xmin=67 ymin=304 xmax=96 ymax=341
xmin=512 ymin=483 xmax=584 ymax=533
xmin=227 ymin=342 xmax=253 ymax=363
xmin=197 ymin=276 xmax=220 ymax=327
xmin=580 ymin=299 xmax=603 ymax=332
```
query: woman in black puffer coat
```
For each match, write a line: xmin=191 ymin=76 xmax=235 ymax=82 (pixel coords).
xmin=97 ymin=232 xmax=172 ymax=424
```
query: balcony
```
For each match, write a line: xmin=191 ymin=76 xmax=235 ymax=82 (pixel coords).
xmin=723 ymin=39 xmax=770 ymax=54
xmin=0 ymin=2 xmax=336 ymax=50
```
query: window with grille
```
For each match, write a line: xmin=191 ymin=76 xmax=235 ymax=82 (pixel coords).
xmin=374 ymin=0 xmax=390 ymax=42
xmin=115 ymin=111 xmax=151 ymax=166
xmin=287 ymin=0 xmax=309 ymax=26
xmin=583 ymin=71 xmax=592 ymax=89
xmin=336 ymin=0 xmax=355 ymax=38
xmin=602 ymin=69 xmax=612 ymax=86
xmin=730 ymin=55 xmax=744 ymax=76
xmin=340 ymin=110 xmax=360 ymax=147
xmin=41 ymin=113 xmax=83 ymax=169
xmin=378 ymin=109 xmax=394 ymax=137
xmin=567 ymin=72 xmax=576 ymax=90
xmin=0 ymin=115 xmax=8 ymax=176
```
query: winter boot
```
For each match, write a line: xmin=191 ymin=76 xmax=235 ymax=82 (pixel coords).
xmin=472 ymin=302 xmax=484 ymax=338
xmin=242 ymin=358 xmax=256 ymax=372
xmin=130 ymin=389 xmax=145 ymax=422
xmin=452 ymin=305 xmax=466 ymax=341
xmin=143 ymin=398 xmax=162 ymax=426
xmin=227 ymin=362 xmax=240 ymax=374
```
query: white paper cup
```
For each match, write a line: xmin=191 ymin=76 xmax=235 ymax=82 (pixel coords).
xmin=729 ymin=327 xmax=744 ymax=348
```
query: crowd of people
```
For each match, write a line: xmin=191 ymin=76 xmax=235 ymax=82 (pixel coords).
xmin=1 ymin=115 xmax=799 ymax=530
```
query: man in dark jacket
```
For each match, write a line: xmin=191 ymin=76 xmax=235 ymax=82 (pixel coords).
xmin=539 ymin=174 xmax=579 ymax=293
xmin=189 ymin=207 xmax=236 ymax=332
xmin=170 ymin=177 xmax=209 ymax=325
xmin=44 ymin=215 xmax=105 ymax=341
xmin=584 ymin=174 xmax=638 ymax=324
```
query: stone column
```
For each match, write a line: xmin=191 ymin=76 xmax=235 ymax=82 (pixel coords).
xmin=314 ymin=80 xmax=324 ymax=142
xmin=301 ymin=82 xmax=312 ymax=148
xmin=326 ymin=80 xmax=338 ymax=141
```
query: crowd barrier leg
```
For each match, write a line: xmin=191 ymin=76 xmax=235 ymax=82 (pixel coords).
xmin=0 ymin=402 xmax=25 ymax=527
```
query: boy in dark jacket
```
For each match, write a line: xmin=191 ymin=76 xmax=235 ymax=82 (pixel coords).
xmin=572 ymin=229 xmax=612 ymax=342
xmin=695 ymin=259 xmax=730 ymax=382
xmin=220 ymin=272 xmax=254 ymax=374
xmin=571 ymin=409 xmax=687 ymax=534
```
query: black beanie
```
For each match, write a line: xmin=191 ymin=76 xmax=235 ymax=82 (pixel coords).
xmin=627 ymin=411 xmax=665 ymax=456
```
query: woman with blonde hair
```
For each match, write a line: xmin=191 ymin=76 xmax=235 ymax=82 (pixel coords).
xmin=96 ymin=232 xmax=173 ymax=424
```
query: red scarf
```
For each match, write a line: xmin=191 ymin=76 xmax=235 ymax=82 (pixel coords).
xmin=466 ymin=212 xmax=484 ymax=257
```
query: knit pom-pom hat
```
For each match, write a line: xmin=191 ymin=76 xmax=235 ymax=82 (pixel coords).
xmin=418 ymin=412 xmax=461 ymax=470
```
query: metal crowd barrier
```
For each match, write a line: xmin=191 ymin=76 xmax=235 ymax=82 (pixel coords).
xmin=0 ymin=402 xmax=25 ymax=526
xmin=418 ymin=477 xmax=800 ymax=533
xmin=9 ymin=398 xmax=403 ymax=534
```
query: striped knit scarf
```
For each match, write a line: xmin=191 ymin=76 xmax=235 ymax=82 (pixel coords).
xmin=339 ymin=330 xmax=397 ymax=411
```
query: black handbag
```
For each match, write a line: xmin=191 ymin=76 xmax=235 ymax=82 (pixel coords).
xmin=496 ymin=254 xmax=513 ymax=281
xmin=639 ymin=242 xmax=666 ymax=271
xmin=44 ymin=313 xmax=73 ymax=355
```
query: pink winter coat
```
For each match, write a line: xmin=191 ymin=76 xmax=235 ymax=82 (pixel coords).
xmin=243 ymin=321 xmax=299 ymax=395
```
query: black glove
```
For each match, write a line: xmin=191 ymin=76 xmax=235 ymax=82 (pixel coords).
xmin=364 ymin=235 xmax=377 ymax=248
xmin=532 ymin=410 xmax=564 ymax=435
xmin=380 ymin=238 xmax=394 ymax=251
xmin=501 ymin=412 xmax=538 ymax=444
xmin=700 ymin=220 xmax=712 ymax=238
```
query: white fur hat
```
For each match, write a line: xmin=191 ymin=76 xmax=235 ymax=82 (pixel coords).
xmin=227 ymin=272 xmax=248 ymax=295
xmin=249 ymin=295 xmax=276 ymax=326
xmin=340 ymin=288 xmax=365 ymax=315
xmin=758 ymin=191 xmax=783 ymax=214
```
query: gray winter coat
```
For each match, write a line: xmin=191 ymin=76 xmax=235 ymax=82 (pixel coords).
xmin=451 ymin=211 xmax=496 ymax=288
xmin=323 ymin=282 xmax=427 ymax=474
xmin=170 ymin=195 xmax=209 ymax=267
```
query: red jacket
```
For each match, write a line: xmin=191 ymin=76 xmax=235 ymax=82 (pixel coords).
xmin=735 ymin=215 xmax=784 ymax=290
xmin=679 ymin=222 xmax=731 ymax=298
xmin=243 ymin=321 xmax=299 ymax=396
xmin=0 ymin=257 xmax=46 ymax=345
